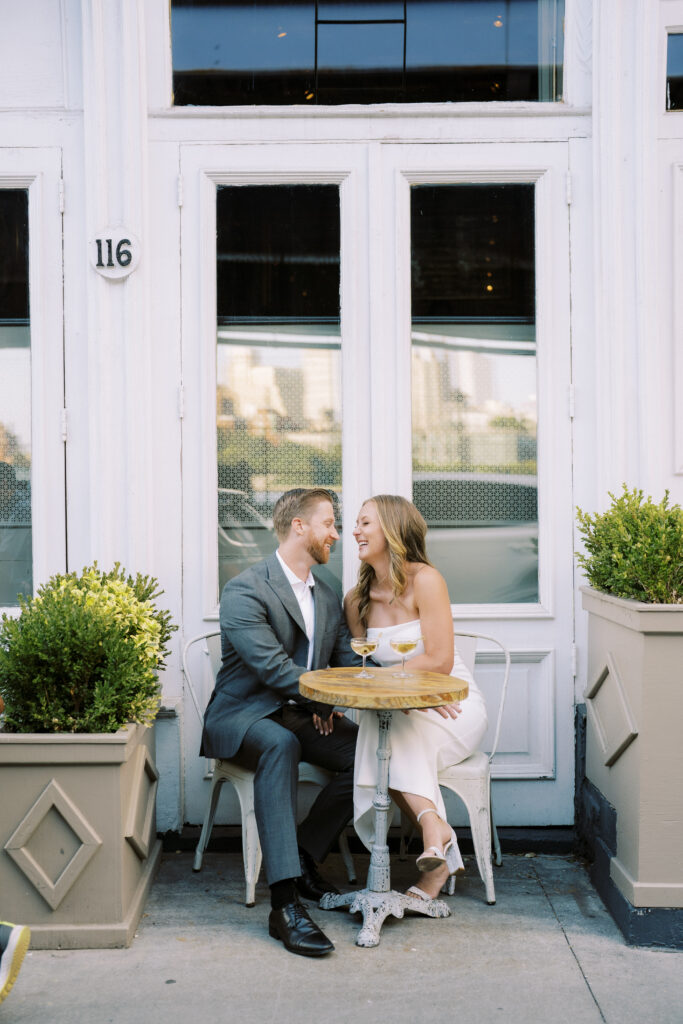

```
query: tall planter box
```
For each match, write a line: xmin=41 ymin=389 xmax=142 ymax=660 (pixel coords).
xmin=580 ymin=586 xmax=683 ymax=947
xmin=0 ymin=722 xmax=162 ymax=949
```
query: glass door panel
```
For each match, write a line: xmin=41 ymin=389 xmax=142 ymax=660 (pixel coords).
xmin=0 ymin=190 xmax=32 ymax=606
xmin=216 ymin=184 xmax=343 ymax=597
xmin=410 ymin=183 xmax=537 ymax=604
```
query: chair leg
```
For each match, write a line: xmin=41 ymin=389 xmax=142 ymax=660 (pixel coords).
xmin=451 ymin=780 xmax=496 ymax=905
xmin=338 ymin=829 xmax=356 ymax=884
xmin=468 ymin=794 xmax=496 ymax=905
xmin=491 ymin=803 xmax=503 ymax=868
xmin=193 ymin=775 xmax=225 ymax=872
xmin=239 ymin=800 xmax=262 ymax=908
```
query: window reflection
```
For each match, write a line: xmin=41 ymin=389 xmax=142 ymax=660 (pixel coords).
xmin=172 ymin=0 xmax=564 ymax=106
xmin=0 ymin=190 xmax=32 ymax=606
xmin=216 ymin=186 xmax=343 ymax=596
xmin=411 ymin=185 xmax=538 ymax=604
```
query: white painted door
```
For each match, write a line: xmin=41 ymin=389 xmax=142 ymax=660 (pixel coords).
xmin=179 ymin=139 xmax=574 ymax=827
xmin=0 ymin=149 xmax=66 ymax=607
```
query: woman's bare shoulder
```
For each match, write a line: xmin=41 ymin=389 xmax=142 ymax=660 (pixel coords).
xmin=410 ymin=562 xmax=449 ymax=596
xmin=408 ymin=562 xmax=442 ymax=583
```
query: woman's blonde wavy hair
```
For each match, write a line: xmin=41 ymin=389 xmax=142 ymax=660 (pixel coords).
xmin=354 ymin=494 xmax=433 ymax=625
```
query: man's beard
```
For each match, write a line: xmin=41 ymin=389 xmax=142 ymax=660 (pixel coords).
xmin=307 ymin=538 xmax=331 ymax=564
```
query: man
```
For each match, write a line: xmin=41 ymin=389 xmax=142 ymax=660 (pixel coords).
xmin=201 ymin=488 xmax=360 ymax=957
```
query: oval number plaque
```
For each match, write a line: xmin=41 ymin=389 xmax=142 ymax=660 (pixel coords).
xmin=90 ymin=228 xmax=140 ymax=280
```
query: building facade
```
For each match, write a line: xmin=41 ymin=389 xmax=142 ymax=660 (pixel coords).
xmin=1 ymin=0 xmax=682 ymax=833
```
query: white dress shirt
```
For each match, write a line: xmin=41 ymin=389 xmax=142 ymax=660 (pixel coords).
xmin=276 ymin=550 xmax=315 ymax=670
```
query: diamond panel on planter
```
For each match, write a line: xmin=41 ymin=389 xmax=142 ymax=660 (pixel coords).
xmin=125 ymin=743 xmax=159 ymax=861
xmin=4 ymin=778 xmax=103 ymax=910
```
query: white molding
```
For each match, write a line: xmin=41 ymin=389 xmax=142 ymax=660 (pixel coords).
xmin=179 ymin=143 xmax=371 ymax=615
xmin=378 ymin=142 xmax=572 ymax=621
xmin=145 ymin=0 xmax=173 ymax=111
xmin=479 ymin=648 xmax=556 ymax=780
xmin=152 ymin=103 xmax=590 ymax=121
xmin=80 ymin=0 xmax=155 ymax=572
xmin=563 ymin=0 xmax=593 ymax=109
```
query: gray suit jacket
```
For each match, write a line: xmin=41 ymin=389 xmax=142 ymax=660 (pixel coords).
xmin=201 ymin=553 xmax=358 ymax=759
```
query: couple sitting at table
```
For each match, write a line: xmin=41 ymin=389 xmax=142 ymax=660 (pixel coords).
xmin=200 ymin=487 xmax=487 ymax=958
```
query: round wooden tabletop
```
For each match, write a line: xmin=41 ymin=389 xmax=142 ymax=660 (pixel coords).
xmin=299 ymin=666 xmax=469 ymax=710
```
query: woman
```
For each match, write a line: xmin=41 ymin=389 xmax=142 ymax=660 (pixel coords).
xmin=344 ymin=495 xmax=488 ymax=901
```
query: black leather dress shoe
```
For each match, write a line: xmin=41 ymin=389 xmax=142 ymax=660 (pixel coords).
xmin=296 ymin=854 xmax=340 ymax=902
xmin=268 ymin=900 xmax=334 ymax=957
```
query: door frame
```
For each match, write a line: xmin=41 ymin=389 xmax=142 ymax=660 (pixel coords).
xmin=178 ymin=139 xmax=575 ymax=826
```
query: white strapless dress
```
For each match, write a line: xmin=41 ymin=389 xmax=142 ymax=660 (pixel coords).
xmin=353 ymin=620 xmax=488 ymax=852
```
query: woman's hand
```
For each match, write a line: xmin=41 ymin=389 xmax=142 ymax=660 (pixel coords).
xmin=402 ymin=703 xmax=461 ymax=718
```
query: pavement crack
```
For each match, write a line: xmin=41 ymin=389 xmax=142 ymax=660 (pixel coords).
xmin=532 ymin=864 xmax=607 ymax=1023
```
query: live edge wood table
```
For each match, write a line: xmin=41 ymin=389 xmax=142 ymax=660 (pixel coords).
xmin=299 ymin=666 xmax=468 ymax=947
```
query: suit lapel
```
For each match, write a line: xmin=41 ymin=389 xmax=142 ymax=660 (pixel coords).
xmin=265 ymin=553 xmax=307 ymax=635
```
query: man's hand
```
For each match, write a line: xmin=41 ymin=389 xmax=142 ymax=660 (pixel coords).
xmin=312 ymin=710 xmax=345 ymax=735
xmin=402 ymin=702 xmax=461 ymax=719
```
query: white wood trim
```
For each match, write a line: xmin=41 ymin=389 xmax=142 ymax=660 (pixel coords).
xmin=485 ymin=648 xmax=556 ymax=780
xmin=377 ymin=143 xmax=572 ymax=620
xmin=0 ymin=148 xmax=66 ymax=594
xmin=674 ymin=161 xmax=683 ymax=474
xmin=179 ymin=143 xmax=372 ymax=615
xmin=563 ymin=0 xmax=593 ymax=109
xmin=80 ymin=0 xmax=156 ymax=572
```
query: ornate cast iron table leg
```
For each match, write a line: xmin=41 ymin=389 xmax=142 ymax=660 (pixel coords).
xmin=320 ymin=709 xmax=450 ymax=946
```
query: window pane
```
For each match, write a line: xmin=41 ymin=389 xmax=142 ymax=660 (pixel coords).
xmin=216 ymin=186 xmax=342 ymax=596
xmin=172 ymin=0 xmax=564 ymax=106
xmin=0 ymin=190 xmax=32 ymax=606
xmin=667 ymin=33 xmax=683 ymax=111
xmin=411 ymin=184 xmax=538 ymax=604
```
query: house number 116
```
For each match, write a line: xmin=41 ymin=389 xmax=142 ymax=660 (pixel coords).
xmin=90 ymin=228 xmax=140 ymax=279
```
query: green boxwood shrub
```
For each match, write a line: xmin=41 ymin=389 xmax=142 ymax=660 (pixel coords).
xmin=576 ymin=485 xmax=683 ymax=604
xmin=0 ymin=564 xmax=176 ymax=733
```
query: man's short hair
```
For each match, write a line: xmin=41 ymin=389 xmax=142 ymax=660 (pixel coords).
xmin=272 ymin=487 xmax=336 ymax=540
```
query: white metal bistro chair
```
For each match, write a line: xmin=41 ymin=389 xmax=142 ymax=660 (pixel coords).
xmin=183 ymin=631 xmax=356 ymax=906
xmin=400 ymin=630 xmax=511 ymax=905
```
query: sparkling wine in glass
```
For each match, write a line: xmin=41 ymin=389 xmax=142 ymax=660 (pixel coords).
xmin=390 ymin=637 xmax=419 ymax=678
xmin=350 ymin=637 xmax=379 ymax=679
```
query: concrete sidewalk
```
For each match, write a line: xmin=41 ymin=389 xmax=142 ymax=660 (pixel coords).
xmin=4 ymin=851 xmax=683 ymax=1024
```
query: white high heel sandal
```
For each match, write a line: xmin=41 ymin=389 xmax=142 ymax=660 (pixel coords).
xmin=415 ymin=808 xmax=448 ymax=872
xmin=414 ymin=808 xmax=465 ymax=892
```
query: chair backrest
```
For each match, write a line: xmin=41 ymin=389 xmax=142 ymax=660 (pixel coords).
xmin=453 ymin=629 xmax=511 ymax=763
xmin=182 ymin=631 xmax=222 ymax=726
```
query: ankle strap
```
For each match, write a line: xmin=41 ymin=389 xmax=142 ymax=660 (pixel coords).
xmin=416 ymin=808 xmax=441 ymax=824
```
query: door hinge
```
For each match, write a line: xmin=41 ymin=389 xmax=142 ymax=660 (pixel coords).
xmin=60 ymin=408 xmax=67 ymax=442
xmin=177 ymin=175 xmax=183 ymax=208
xmin=568 ymin=383 xmax=575 ymax=419
xmin=565 ymin=171 xmax=572 ymax=205
xmin=571 ymin=643 xmax=578 ymax=680
xmin=178 ymin=385 xmax=185 ymax=419
xmin=58 ymin=178 xmax=65 ymax=213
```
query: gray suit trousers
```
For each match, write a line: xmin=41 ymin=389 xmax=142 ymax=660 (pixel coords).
xmin=232 ymin=705 xmax=358 ymax=885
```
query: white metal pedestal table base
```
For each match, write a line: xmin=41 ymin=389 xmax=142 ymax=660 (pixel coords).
xmin=320 ymin=888 xmax=450 ymax=948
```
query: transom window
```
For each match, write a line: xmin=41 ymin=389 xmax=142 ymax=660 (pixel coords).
xmin=172 ymin=0 xmax=564 ymax=106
